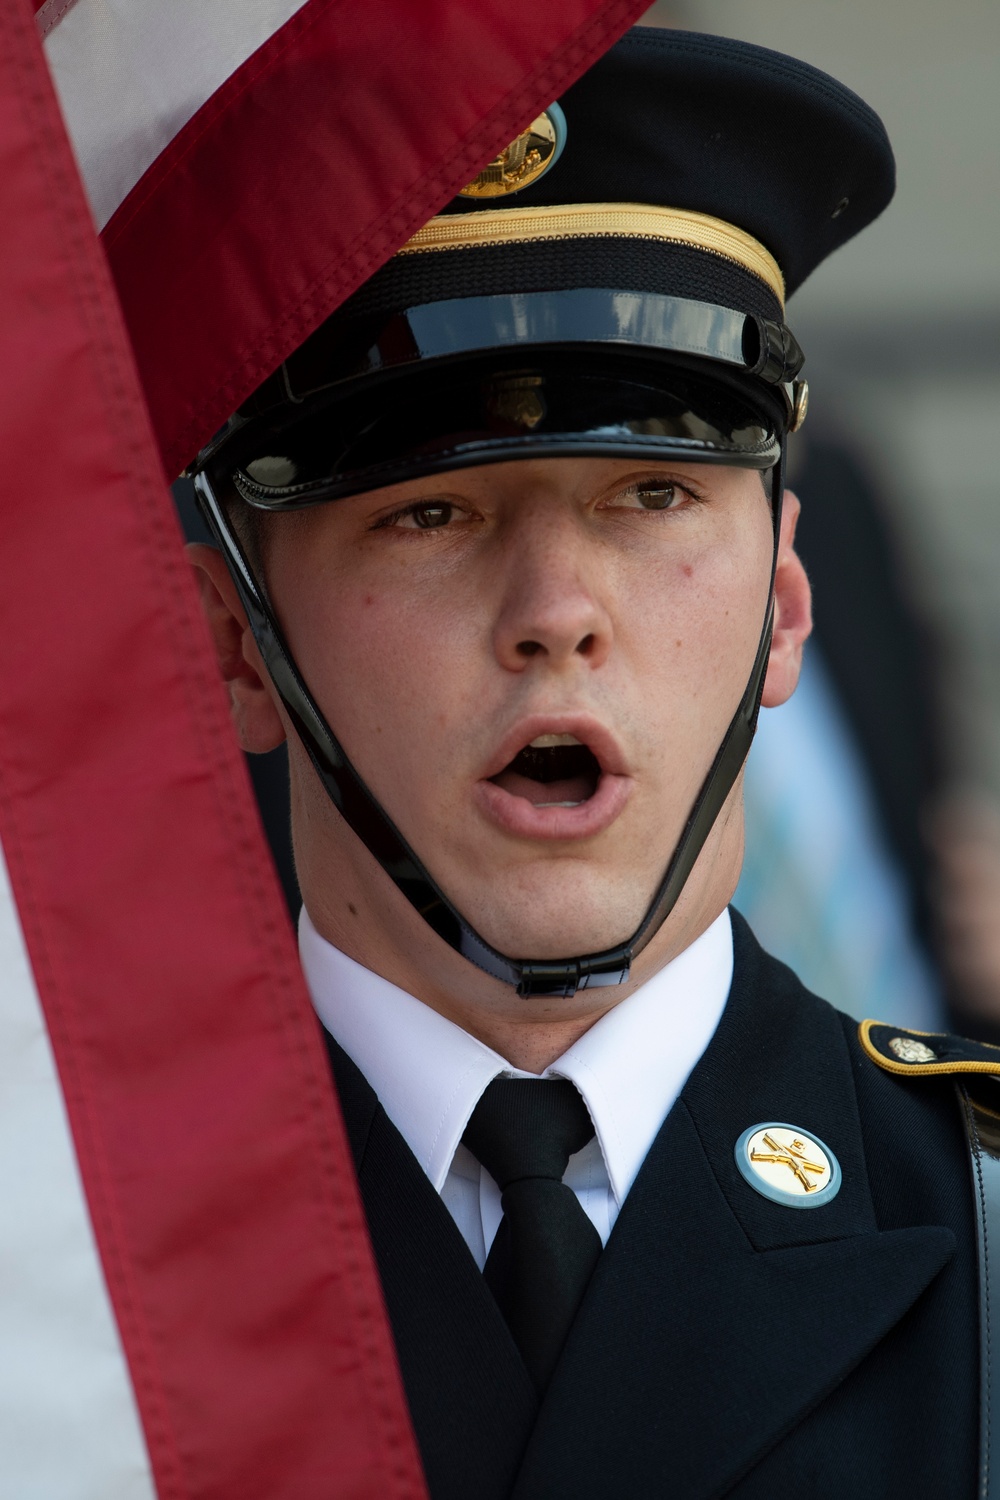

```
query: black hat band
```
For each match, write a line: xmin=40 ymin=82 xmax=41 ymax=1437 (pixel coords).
xmin=397 ymin=203 xmax=786 ymax=308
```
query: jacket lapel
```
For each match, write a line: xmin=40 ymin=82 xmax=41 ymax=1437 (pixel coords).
xmin=323 ymin=1030 xmax=538 ymax=1500
xmin=513 ymin=915 xmax=955 ymax=1500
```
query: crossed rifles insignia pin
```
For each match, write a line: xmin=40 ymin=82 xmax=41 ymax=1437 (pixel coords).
xmin=735 ymin=1123 xmax=842 ymax=1208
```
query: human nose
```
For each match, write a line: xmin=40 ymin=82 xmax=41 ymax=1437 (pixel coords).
xmin=491 ymin=508 xmax=613 ymax=673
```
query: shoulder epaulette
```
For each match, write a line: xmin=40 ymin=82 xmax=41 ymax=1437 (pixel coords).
xmin=862 ymin=1018 xmax=1000 ymax=1499
xmin=859 ymin=1019 xmax=1000 ymax=1077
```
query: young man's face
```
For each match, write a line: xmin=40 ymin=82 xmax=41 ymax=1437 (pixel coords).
xmin=196 ymin=454 xmax=809 ymax=987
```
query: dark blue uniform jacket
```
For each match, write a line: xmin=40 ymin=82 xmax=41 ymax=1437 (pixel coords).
xmin=324 ymin=910 xmax=977 ymax=1499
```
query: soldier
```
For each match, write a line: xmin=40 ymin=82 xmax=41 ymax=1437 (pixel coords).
xmin=188 ymin=27 xmax=995 ymax=1500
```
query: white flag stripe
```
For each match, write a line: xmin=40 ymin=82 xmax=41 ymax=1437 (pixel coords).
xmin=44 ymin=0 xmax=310 ymax=228
xmin=0 ymin=847 xmax=155 ymax=1500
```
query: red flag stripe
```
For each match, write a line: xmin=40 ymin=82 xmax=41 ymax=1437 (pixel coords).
xmin=0 ymin=0 xmax=426 ymax=1494
xmin=99 ymin=0 xmax=651 ymax=477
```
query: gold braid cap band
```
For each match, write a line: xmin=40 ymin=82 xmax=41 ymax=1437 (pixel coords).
xmin=396 ymin=202 xmax=786 ymax=312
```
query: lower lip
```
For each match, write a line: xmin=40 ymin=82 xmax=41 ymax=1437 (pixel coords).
xmin=473 ymin=771 xmax=634 ymax=841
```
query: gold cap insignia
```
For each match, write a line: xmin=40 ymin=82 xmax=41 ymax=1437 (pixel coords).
xmin=459 ymin=104 xmax=566 ymax=200
xmin=735 ymin=1123 xmax=842 ymax=1208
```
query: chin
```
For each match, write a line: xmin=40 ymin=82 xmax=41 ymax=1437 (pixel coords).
xmin=456 ymin=873 xmax=651 ymax=960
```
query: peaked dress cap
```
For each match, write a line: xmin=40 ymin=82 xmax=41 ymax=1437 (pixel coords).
xmin=200 ymin=27 xmax=895 ymax=505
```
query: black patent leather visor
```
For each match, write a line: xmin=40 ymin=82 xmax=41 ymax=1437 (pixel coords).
xmin=228 ymin=355 xmax=781 ymax=510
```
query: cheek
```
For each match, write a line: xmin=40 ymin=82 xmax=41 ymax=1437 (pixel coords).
xmin=283 ymin=573 xmax=484 ymax=783
xmin=625 ymin=528 xmax=771 ymax=708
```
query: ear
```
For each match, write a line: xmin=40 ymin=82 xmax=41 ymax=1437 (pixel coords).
xmin=186 ymin=543 xmax=287 ymax=753
xmin=760 ymin=488 xmax=812 ymax=709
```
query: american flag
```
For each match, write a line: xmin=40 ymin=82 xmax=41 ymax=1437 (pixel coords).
xmin=0 ymin=1 xmax=645 ymax=1495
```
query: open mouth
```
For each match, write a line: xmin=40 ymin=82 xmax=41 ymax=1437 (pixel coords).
xmin=476 ymin=719 xmax=633 ymax=840
xmin=489 ymin=733 xmax=602 ymax=808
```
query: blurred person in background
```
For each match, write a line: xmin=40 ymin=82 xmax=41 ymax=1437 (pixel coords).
xmin=734 ymin=427 xmax=946 ymax=1029
xmin=734 ymin=410 xmax=1000 ymax=1042
xmin=930 ymin=789 xmax=1000 ymax=1034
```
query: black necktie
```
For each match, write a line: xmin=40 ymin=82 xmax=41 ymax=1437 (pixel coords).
xmin=462 ymin=1077 xmax=603 ymax=1391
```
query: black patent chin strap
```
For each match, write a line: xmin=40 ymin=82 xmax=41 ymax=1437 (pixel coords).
xmin=194 ymin=459 xmax=784 ymax=997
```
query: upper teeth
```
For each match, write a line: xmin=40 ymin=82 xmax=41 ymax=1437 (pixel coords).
xmin=529 ymin=733 xmax=582 ymax=748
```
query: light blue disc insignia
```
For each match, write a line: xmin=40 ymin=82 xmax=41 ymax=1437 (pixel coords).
xmin=458 ymin=101 xmax=568 ymax=200
xmin=735 ymin=1122 xmax=842 ymax=1209
xmin=545 ymin=100 xmax=568 ymax=171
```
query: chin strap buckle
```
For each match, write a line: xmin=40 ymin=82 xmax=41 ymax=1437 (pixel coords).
xmin=516 ymin=950 xmax=632 ymax=999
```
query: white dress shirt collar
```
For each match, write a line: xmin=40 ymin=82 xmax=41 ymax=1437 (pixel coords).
xmin=300 ymin=907 xmax=733 ymax=1207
